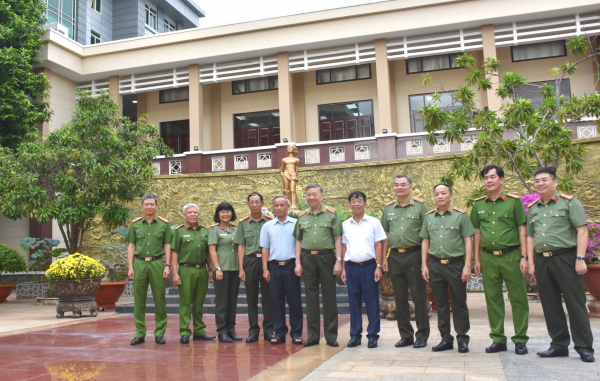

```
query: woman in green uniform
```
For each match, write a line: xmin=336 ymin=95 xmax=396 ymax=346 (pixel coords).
xmin=209 ymin=202 xmax=241 ymax=343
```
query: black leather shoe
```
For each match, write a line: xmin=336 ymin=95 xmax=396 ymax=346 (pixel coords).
xmin=228 ymin=333 xmax=243 ymax=341
xmin=327 ymin=339 xmax=339 ymax=347
xmin=413 ymin=338 xmax=427 ymax=348
xmin=155 ymin=337 xmax=166 ymax=345
xmin=180 ymin=335 xmax=190 ymax=344
xmin=347 ymin=337 xmax=362 ymax=347
xmin=432 ymin=341 xmax=454 ymax=352
xmin=303 ymin=339 xmax=319 ymax=347
xmin=580 ymin=350 xmax=595 ymax=363
xmin=537 ymin=348 xmax=568 ymax=358
xmin=193 ymin=333 xmax=215 ymax=341
xmin=130 ymin=337 xmax=145 ymax=345
xmin=218 ymin=334 xmax=233 ymax=343
xmin=264 ymin=333 xmax=275 ymax=341
xmin=485 ymin=342 xmax=507 ymax=353
xmin=458 ymin=342 xmax=469 ymax=353
xmin=368 ymin=338 xmax=378 ymax=348
xmin=515 ymin=343 xmax=528 ymax=355
xmin=395 ymin=338 xmax=415 ymax=348
xmin=246 ymin=334 xmax=259 ymax=343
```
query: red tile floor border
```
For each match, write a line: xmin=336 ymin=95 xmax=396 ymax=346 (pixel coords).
xmin=0 ymin=315 xmax=350 ymax=381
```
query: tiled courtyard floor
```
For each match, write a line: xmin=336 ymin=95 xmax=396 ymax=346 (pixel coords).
xmin=0 ymin=293 xmax=598 ymax=380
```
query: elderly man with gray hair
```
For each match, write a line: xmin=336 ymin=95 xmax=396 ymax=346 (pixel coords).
xmin=171 ymin=202 xmax=216 ymax=344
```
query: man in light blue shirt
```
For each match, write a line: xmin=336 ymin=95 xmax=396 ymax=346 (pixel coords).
xmin=260 ymin=195 xmax=303 ymax=345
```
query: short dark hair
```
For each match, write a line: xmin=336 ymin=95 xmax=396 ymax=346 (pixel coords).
xmin=247 ymin=192 xmax=264 ymax=202
xmin=141 ymin=194 xmax=158 ymax=204
xmin=394 ymin=175 xmax=412 ymax=185
xmin=433 ymin=183 xmax=453 ymax=194
xmin=481 ymin=165 xmax=504 ymax=179
xmin=213 ymin=202 xmax=237 ymax=222
xmin=348 ymin=190 xmax=367 ymax=203
xmin=305 ymin=183 xmax=323 ymax=193
xmin=534 ymin=167 xmax=557 ymax=180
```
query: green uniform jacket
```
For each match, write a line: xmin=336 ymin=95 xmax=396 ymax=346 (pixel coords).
xmin=125 ymin=216 xmax=172 ymax=257
xmin=526 ymin=192 xmax=587 ymax=253
xmin=293 ymin=205 xmax=343 ymax=250
xmin=470 ymin=192 xmax=526 ymax=250
xmin=208 ymin=223 xmax=239 ymax=271
xmin=420 ymin=206 xmax=475 ymax=258
xmin=232 ymin=213 xmax=274 ymax=254
xmin=172 ymin=223 xmax=209 ymax=264
xmin=380 ymin=196 xmax=429 ymax=248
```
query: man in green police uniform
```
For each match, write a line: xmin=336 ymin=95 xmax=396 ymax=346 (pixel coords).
xmin=381 ymin=175 xmax=430 ymax=349
xmin=470 ymin=165 xmax=529 ymax=355
xmin=527 ymin=167 xmax=594 ymax=363
xmin=234 ymin=192 xmax=275 ymax=343
xmin=294 ymin=183 xmax=343 ymax=347
xmin=172 ymin=203 xmax=216 ymax=344
xmin=126 ymin=194 xmax=172 ymax=345
xmin=421 ymin=184 xmax=475 ymax=353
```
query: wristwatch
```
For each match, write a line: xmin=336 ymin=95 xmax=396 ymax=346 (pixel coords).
xmin=376 ymin=263 xmax=382 ymax=268
xmin=216 ymin=267 xmax=222 ymax=271
xmin=165 ymin=263 xmax=172 ymax=268
xmin=336 ymin=257 xmax=342 ymax=262
xmin=577 ymin=256 xmax=585 ymax=261
xmin=521 ymin=255 xmax=528 ymax=260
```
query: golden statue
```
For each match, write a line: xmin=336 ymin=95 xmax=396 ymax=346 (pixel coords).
xmin=280 ymin=145 xmax=300 ymax=210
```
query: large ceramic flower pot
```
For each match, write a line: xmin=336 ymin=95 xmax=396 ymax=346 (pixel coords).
xmin=94 ymin=281 xmax=129 ymax=311
xmin=0 ymin=284 xmax=15 ymax=302
xmin=51 ymin=279 xmax=101 ymax=318
xmin=379 ymin=274 xmax=431 ymax=320
xmin=583 ymin=264 xmax=600 ymax=318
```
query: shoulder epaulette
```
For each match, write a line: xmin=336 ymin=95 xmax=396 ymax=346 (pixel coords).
xmin=474 ymin=196 xmax=487 ymax=202
xmin=413 ymin=197 xmax=426 ymax=203
xmin=506 ymin=193 xmax=520 ymax=199
xmin=298 ymin=209 xmax=310 ymax=217
xmin=560 ymin=193 xmax=574 ymax=200
xmin=175 ymin=224 xmax=184 ymax=230
xmin=265 ymin=215 xmax=274 ymax=219
xmin=454 ymin=208 xmax=467 ymax=214
xmin=158 ymin=216 xmax=169 ymax=223
xmin=528 ymin=199 xmax=539 ymax=208
xmin=210 ymin=223 xmax=220 ymax=228
xmin=239 ymin=216 xmax=250 ymax=222
xmin=231 ymin=224 xmax=236 ymax=228
xmin=325 ymin=206 xmax=337 ymax=213
xmin=199 ymin=225 xmax=208 ymax=230
xmin=425 ymin=209 xmax=436 ymax=215
xmin=132 ymin=217 xmax=142 ymax=223
xmin=384 ymin=200 xmax=396 ymax=206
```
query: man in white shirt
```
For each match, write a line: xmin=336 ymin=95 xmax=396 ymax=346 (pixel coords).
xmin=260 ymin=195 xmax=303 ymax=345
xmin=341 ymin=190 xmax=387 ymax=348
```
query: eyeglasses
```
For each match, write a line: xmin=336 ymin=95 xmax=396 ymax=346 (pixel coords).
xmin=350 ymin=200 xmax=365 ymax=205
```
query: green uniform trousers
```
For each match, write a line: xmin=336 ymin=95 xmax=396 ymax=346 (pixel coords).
xmin=302 ymin=252 xmax=338 ymax=342
xmin=214 ymin=270 xmax=240 ymax=335
xmin=536 ymin=250 xmax=594 ymax=353
xmin=389 ymin=250 xmax=430 ymax=340
xmin=429 ymin=257 xmax=470 ymax=344
xmin=243 ymin=256 xmax=274 ymax=336
xmin=178 ymin=265 xmax=209 ymax=336
xmin=133 ymin=259 xmax=167 ymax=338
xmin=481 ymin=248 xmax=529 ymax=344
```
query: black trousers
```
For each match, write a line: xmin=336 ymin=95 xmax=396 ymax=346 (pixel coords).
xmin=244 ymin=255 xmax=273 ymax=336
xmin=214 ymin=270 xmax=240 ymax=335
xmin=269 ymin=261 xmax=303 ymax=338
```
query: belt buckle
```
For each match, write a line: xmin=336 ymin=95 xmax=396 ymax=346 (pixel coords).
xmin=195 ymin=265 xmax=200 ymax=269
xmin=397 ymin=248 xmax=406 ymax=253
xmin=493 ymin=250 xmax=502 ymax=256
xmin=256 ymin=254 xmax=262 ymax=258
xmin=440 ymin=259 xmax=449 ymax=264
xmin=145 ymin=257 xmax=152 ymax=262
xmin=310 ymin=251 xmax=318 ymax=255
xmin=543 ymin=252 xmax=552 ymax=257
xmin=278 ymin=261 xmax=286 ymax=266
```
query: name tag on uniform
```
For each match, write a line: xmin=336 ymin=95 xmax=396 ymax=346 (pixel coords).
xmin=430 ymin=222 xmax=437 ymax=225
xmin=388 ymin=212 xmax=396 ymax=216
xmin=183 ymin=235 xmax=191 ymax=237
xmin=530 ymin=213 xmax=538 ymax=218
xmin=478 ymin=210 xmax=486 ymax=214
xmin=137 ymin=230 xmax=144 ymax=233
xmin=219 ymin=233 xmax=227 ymax=237
xmin=246 ymin=230 xmax=252 ymax=232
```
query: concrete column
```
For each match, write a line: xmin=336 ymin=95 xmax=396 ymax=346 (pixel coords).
xmin=481 ymin=25 xmax=502 ymax=112
xmin=40 ymin=68 xmax=52 ymax=137
xmin=108 ymin=76 xmax=122 ymax=115
xmin=374 ymin=39 xmax=396 ymax=133
xmin=136 ymin=92 xmax=147 ymax=121
xmin=188 ymin=64 xmax=203 ymax=151
xmin=277 ymin=52 xmax=295 ymax=142
xmin=210 ymin=83 xmax=222 ymax=150
xmin=292 ymin=72 xmax=306 ymax=143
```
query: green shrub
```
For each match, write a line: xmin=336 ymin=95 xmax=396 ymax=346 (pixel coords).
xmin=0 ymin=244 xmax=27 ymax=282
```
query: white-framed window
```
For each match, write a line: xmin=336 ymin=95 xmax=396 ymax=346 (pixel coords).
xmin=433 ymin=139 xmax=450 ymax=154
xmin=257 ymin=153 xmax=272 ymax=168
xmin=460 ymin=136 xmax=476 ymax=151
xmin=212 ymin=156 xmax=226 ymax=171
xmin=329 ymin=147 xmax=345 ymax=162
xmin=145 ymin=4 xmax=157 ymax=30
xmin=406 ymin=140 xmax=423 ymax=156
xmin=90 ymin=30 xmax=101 ymax=45
xmin=407 ymin=53 xmax=461 ymax=74
xmin=164 ymin=19 xmax=176 ymax=32
xmin=169 ymin=160 xmax=182 ymax=175
xmin=305 ymin=148 xmax=320 ymax=164
xmin=577 ymin=126 xmax=597 ymax=139
xmin=152 ymin=162 xmax=161 ymax=175
xmin=234 ymin=155 xmax=249 ymax=170
xmin=91 ymin=0 xmax=101 ymax=13
xmin=511 ymin=40 xmax=566 ymax=62
xmin=354 ymin=145 xmax=370 ymax=160
xmin=43 ymin=0 xmax=76 ymax=39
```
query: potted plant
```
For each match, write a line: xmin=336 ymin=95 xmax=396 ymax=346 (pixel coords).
xmin=583 ymin=222 xmax=600 ymax=317
xmin=46 ymin=253 xmax=106 ymax=318
xmin=92 ymin=228 xmax=130 ymax=311
xmin=20 ymin=237 xmax=68 ymax=272
xmin=0 ymin=244 xmax=27 ymax=302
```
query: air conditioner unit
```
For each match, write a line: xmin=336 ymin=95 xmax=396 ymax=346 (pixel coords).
xmin=43 ymin=22 xmax=69 ymax=37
